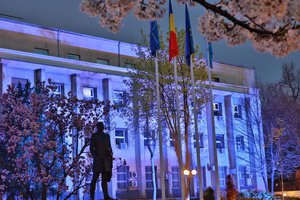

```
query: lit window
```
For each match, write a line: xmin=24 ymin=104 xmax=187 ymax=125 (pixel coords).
xmin=144 ymin=130 xmax=155 ymax=147
xmin=233 ymin=105 xmax=242 ymax=118
xmin=115 ymin=129 xmax=128 ymax=149
xmin=33 ymin=48 xmax=49 ymax=55
xmin=113 ymin=90 xmax=126 ymax=109
xmin=83 ymin=87 xmax=96 ymax=100
xmin=51 ymin=82 xmax=64 ymax=96
xmin=169 ymin=133 xmax=175 ymax=147
xmin=219 ymin=166 xmax=227 ymax=188
xmin=145 ymin=166 xmax=157 ymax=189
xmin=236 ymin=135 xmax=245 ymax=150
xmin=213 ymin=103 xmax=222 ymax=116
xmin=117 ymin=166 xmax=129 ymax=190
xmin=12 ymin=77 xmax=29 ymax=89
xmin=216 ymin=134 xmax=225 ymax=149
xmin=96 ymin=58 xmax=109 ymax=65
xmin=193 ymin=133 xmax=204 ymax=148
xmin=66 ymin=53 xmax=80 ymax=60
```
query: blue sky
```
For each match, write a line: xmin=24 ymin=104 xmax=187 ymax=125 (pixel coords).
xmin=0 ymin=0 xmax=299 ymax=84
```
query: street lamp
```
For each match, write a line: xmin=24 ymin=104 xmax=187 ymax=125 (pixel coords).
xmin=183 ymin=169 xmax=197 ymax=200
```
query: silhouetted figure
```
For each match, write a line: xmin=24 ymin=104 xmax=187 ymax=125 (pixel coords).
xmin=90 ymin=122 xmax=114 ymax=200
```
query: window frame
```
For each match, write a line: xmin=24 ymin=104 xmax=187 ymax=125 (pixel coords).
xmin=96 ymin=58 xmax=109 ymax=65
xmin=216 ymin=134 xmax=225 ymax=149
xmin=117 ymin=166 xmax=129 ymax=190
xmin=193 ymin=133 xmax=204 ymax=148
xmin=33 ymin=47 xmax=49 ymax=55
xmin=82 ymin=86 xmax=97 ymax=100
xmin=145 ymin=166 xmax=157 ymax=189
xmin=115 ymin=128 xmax=128 ymax=149
xmin=66 ymin=53 xmax=80 ymax=60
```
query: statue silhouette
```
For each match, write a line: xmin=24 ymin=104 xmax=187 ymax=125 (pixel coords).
xmin=90 ymin=122 xmax=114 ymax=200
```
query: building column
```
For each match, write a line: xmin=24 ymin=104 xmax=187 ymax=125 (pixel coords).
xmin=205 ymin=101 xmax=218 ymax=191
xmin=132 ymin=87 xmax=144 ymax=197
xmin=34 ymin=69 xmax=45 ymax=86
xmin=245 ymin=97 xmax=258 ymax=188
xmin=70 ymin=74 xmax=81 ymax=200
xmin=224 ymin=95 xmax=238 ymax=187
xmin=102 ymin=78 xmax=118 ymax=198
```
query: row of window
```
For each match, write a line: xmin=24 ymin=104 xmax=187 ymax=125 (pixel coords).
xmin=11 ymin=77 xmax=126 ymax=107
xmin=213 ymin=103 xmax=242 ymax=118
xmin=115 ymin=165 xmax=252 ymax=190
xmin=116 ymin=128 xmax=245 ymax=151
xmin=33 ymin=47 xmax=135 ymax=68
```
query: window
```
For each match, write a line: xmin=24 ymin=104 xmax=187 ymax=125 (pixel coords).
xmin=171 ymin=166 xmax=180 ymax=189
xmin=216 ymin=134 xmax=225 ymax=149
xmin=191 ymin=101 xmax=202 ymax=120
xmin=66 ymin=53 xmax=80 ymax=60
xmin=125 ymin=63 xmax=135 ymax=68
xmin=12 ymin=77 xmax=29 ymax=89
xmin=212 ymin=76 xmax=220 ymax=82
xmin=170 ymin=133 xmax=175 ymax=147
xmin=83 ymin=87 xmax=96 ymax=100
xmin=33 ymin=48 xmax=49 ymax=55
xmin=193 ymin=133 xmax=204 ymax=148
xmin=239 ymin=166 xmax=247 ymax=187
xmin=196 ymin=166 xmax=206 ymax=189
xmin=145 ymin=166 xmax=157 ymax=189
xmin=96 ymin=58 xmax=109 ymax=65
xmin=233 ymin=105 xmax=242 ymax=118
xmin=236 ymin=135 xmax=245 ymax=150
xmin=144 ymin=130 xmax=155 ymax=147
xmin=168 ymin=97 xmax=176 ymax=112
xmin=51 ymin=82 xmax=64 ymax=96
xmin=219 ymin=166 xmax=227 ymax=188
xmin=115 ymin=129 xmax=128 ymax=149
xmin=113 ymin=90 xmax=126 ymax=108
xmin=213 ymin=103 xmax=222 ymax=116
xmin=117 ymin=166 xmax=129 ymax=190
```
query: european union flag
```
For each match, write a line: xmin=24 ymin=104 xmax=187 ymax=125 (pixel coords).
xmin=208 ymin=42 xmax=213 ymax=68
xmin=185 ymin=4 xmax=194 ymax=66
xmin=150 ymin=20 xmax=160 ymax=57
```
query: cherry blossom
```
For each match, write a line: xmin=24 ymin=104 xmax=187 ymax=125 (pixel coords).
xmin=80 ymin=0 xmax=300 ymax=56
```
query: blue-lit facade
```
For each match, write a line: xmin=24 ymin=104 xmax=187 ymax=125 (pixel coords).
xmin=0 ymin=19 xmax=267 ymax=199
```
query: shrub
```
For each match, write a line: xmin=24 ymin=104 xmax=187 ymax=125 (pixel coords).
xmin=204 ymin=187 xmax=215 ymax=200
xmin=226 ymin=175 xmax=238 ymax=200
xmin=238 ymin=190 xmax=276 ymax=200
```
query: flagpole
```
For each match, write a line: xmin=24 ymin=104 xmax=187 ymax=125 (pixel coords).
xmin=155 ymin=51 xmax=166 ymax=200
xmin=189 ymin=56 xmax=203 ymax=200
xmin=173 ymin=57 xmax=185 ymax=199
xmin=207 ymin=43 xmax=221 ymax=200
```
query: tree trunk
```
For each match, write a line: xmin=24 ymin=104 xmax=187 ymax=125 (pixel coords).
xmin=42 ymin=184 xmax=47 ymax=200
xmin=151 ymin=154 xmax=157 ymax=200
xmin=271 ymin=168 xmax=275 ymax=194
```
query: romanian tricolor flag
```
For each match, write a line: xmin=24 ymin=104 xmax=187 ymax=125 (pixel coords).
xmin=169 ymin=0 xmax=179 ymax=61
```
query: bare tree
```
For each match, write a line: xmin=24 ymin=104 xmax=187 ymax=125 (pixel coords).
xmin=234 ymin=90 xmax=268 ymax=191
xmin=279 ymin=62 xmax=300 ymax=101
xmin=260 ymin=83 xmax=300 ymax=193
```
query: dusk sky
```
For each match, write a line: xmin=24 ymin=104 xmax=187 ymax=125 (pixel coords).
xmin=1 ymin=0 xmax=299 ymax=84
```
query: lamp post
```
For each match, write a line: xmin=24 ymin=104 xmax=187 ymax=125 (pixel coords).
xmin=183 ymin=169 xmax=197 ymax=200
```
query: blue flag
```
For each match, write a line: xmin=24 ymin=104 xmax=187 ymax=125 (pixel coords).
xmin=150 ymin=20 xmax=160 ymax=57
xmin=185 ymin=4 xmax=194 ymax=66
xmin=208 ymin=42 xmax=213 ymax=68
